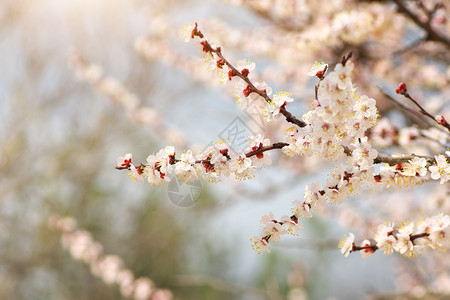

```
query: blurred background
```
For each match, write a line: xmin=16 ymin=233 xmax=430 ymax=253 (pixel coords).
xmin=0 ymin=0 xmax=449 ymax=299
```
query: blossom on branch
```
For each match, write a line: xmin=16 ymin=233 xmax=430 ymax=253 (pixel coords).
xmin=341 ymin=215 xmax=450 ymax=258
xmin=116 ymin=22 xmax=450 ymax=259
xmin=338 ymin=233 xmax=355 ymax=257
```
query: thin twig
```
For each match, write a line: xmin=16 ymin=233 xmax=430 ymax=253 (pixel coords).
xmin=391 ymin=0 xmax=450 ymax=48
xmin=378 ymin=87 xmax=430 ymax=125
xmin=403 ymin=92 xmax=450 ymax=132
xmin=193 ymin=25 xmax=307 ymax=128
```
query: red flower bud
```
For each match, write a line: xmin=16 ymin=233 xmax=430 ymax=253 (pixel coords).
xmin=435 ymin=115 xmax=446 ymax=125
xmin=396 ymin=82 xmax=407 ymax=95
xmin=228 ymin=69 xmax=235 ymax=81
xmin=216 ymin=59 xmax=225 ymax=69
xmin=243 ymin=85 xmax=252 ymax=97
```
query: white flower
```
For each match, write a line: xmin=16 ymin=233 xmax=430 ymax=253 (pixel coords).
xmin=180 ymin=22 xmax=196 ymax=42
xmin=394 ymin=235 xmax=416 ymax=257
xmin=175 ymin=150 xmax=198 ymax=182
xmin=307 ymin=62 xmax=328 ymax=77
xmin=145 ymin=154 xmax=171 ymax=185
xmin=195 ymin=147 xmax=221 ymax=182
xmin=282 ymin=143 xmax=300 ymax=157
xmin=292 ymin=200 xmax=313 ymax=218
xmin=262 ymin=223 xmax=287 ymax=243
xmin=429 ymin=155 xmax=450 ymax=183
xmin=371 ymin=118 xmax=397 ymax=147
xmin=251 ymin=235 xmax=271 ymax=254
xmin=129 ymin=164 xmax=144 ymax=182
xmin=205 ymin=55 xmax=230 ymax=84
xmin=398 ymin=222 xmax=414 ymax=236
xmin=402 ymin=157 xmax=428 ymax=177
xmin=210 ymin=148 xmax=228 ymax=165
xmin=345 ymin=118 xmax=364 ymax=138
xmin=261 ymin=212 xmax=288 ymax=240
xmin=230 ymin=152 xmax=254 ymax=180
xmin=304 ymin=182 xmax=323 ymax=207
xmin=263 ymin=91 xmax=293 ymax=121
xmin=424 ymin=214 xmax=450 ymax=249
xmin=261 ymin=212 xmax=275 ymax=225
xmin=351 ymin=137 xmax=378 ymax=170
xmin=163 ymin=146 xmax=175 ymax=157
xmin=374 ymin=223 xmax=396 ymax=255
xmin=246 ymin=134 xmax=272 ymax=168
xmin=430 ymin=214 xmax=450 ymax=232
xmin=236 ymin=156 xmax=252 ymax=173
xmin=377 ymin=235 xmax=397 ymax=255
xmin=251 ymin=81 xmax=272 ymax=102
xmin=398 ymin=127 xmax=419 ymax=147
xmin=272 ymin=91 xmax=294 ymax=109
xmin=394 ymin=222 xmax=417 ymax=257
xmin=175 ymin=151 xmax=195 ymax=172
xmin=280 ymin=215 xmax=303 ymax=234
xmin=354 ymin=95 xmax=377 ymax=119
xmin=156 ymin=146 xmax=175 ymax=174
xmin=236 ymin=58 xmax=256 ymax=73
xmin=233 ymin=80 xmax=270 ymax=108
xmin=117 ymin=153 xmax=144 ymax=181
xmin=339 ymin=233 xmax=355 ymax=257
xmin=327 ymin=62 xmax=354 ymax=90
xmin=117 ymin=153 xmax=133 ymax=168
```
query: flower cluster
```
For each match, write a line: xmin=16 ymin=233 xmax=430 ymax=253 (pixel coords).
xmin=48 ymin=215 xmax=172 ymax=300
xmin=282 ymin=61 xmax=378 ymax=160
xmin=376 ymin=153 xmax=450 ymax=188
xmin=339 ymin=214 xmax=450 ymax=258
xmin=117 ymin=134 xmax=274 ymax=184
xmin=251 ymin=212 xmax=303 ymax=254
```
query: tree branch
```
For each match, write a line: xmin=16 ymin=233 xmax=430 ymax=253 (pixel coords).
xmin=392 ymin=0 xmax=450 ymax=49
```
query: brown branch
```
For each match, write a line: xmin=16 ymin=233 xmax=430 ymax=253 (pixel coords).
xmin=352 ymin=232 xmax=430 ymax=253
xmin=373 ymin=153 xmax=435 ymax=165
xmin=379 ymin=87 xmax=450 ymax=135
xmin=403 ymin=92 xmax=435 ymax=121
xmin=117 ymin=145 xmax=441 ymax=172
xmin=193 ymin=26 xmax=307 ymax=128
xmin=402 ymin=92 xmax=450 ymax=132
xmin=344 ymin=145 xmax=437 ymax=166
xmin=245 ymin=142 xmax=288 ymax=158
xmin=115 ymin=163 xmax=145 ymax=171
xmin=215 ymin=47 xmax=306 ymax=127
xmin=391 ymin=0 xmax=450 ymax=49
xmin=378 ymin=87 xmax=431 ymax=126
xmin=115 ymin=142 xmax=289 ymax=171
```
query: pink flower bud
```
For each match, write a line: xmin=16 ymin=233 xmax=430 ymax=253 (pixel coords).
xmin=435 ymin=115 xmax=446 ymax=125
